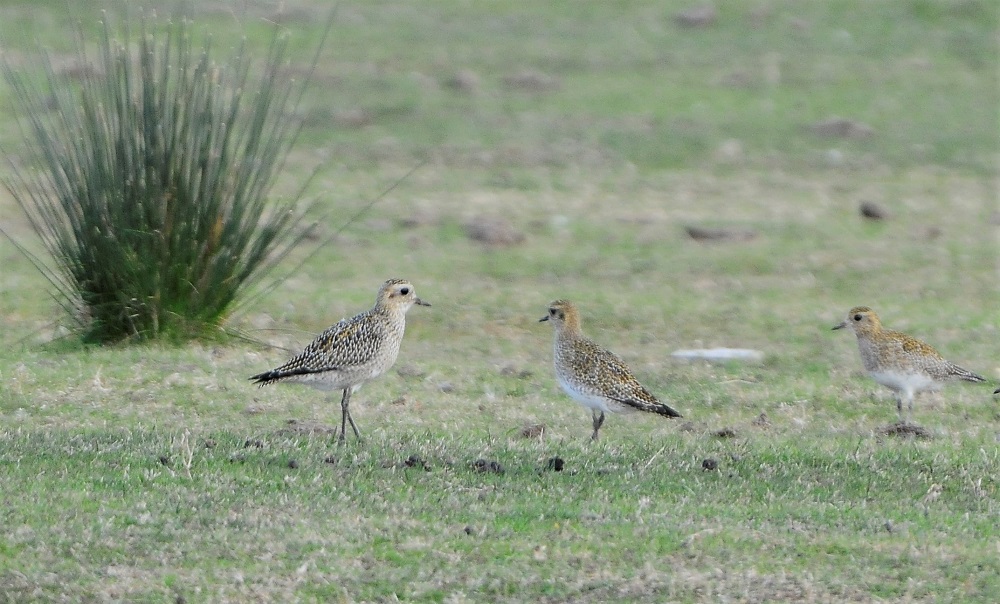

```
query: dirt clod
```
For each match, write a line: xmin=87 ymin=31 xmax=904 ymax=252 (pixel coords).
xmin=685 ymin=225 xmax=757 ymax=242
xmin=702 ymin=458 xmax=719 ymax=471
xmin=501 ymin=365 xmax=533 ymax=379
xmin=465 ymin=216 xmax=525 ymax=246
xmin=521 ymin=423 xmax=546 ymax=439
xmin=860 ymin=201 xmax=889 ymax=220
xmin=809 ymin=116 xmax=875 ymax=139
xmin=713 ymin=427 xmax=738 ymax=438
xmin=674 ymin=5 xmax=718 ymax=28
xmin=472 ymin=458 xmax=504 ymax=474
xmin=546 ymin=457 xmax=565 ymax=472
xmin=287 ymin=459 xmax=299 ymax=469
xmin=405 ymin=455 xmax=431 ymax=471
xmin=444 ymin=69 xmax=481 ymax=94
xmin=881 ymin=422 xmax=932 ymax=439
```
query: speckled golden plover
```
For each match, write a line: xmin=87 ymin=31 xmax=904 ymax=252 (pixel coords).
xmin=250 ymin=278 xmax=430 ymax=442
xmin=540 ymin=299 xmax=682 ymax=440
xmin=833 ymin=306 xmax=986 ymax=422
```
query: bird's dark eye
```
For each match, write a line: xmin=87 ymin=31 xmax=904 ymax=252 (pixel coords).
xmin=853 ymin=314 xmax=862 ymax=321
xmin=400 ymin=287 xmax=410 ymax=295
xmin=549 ymin=308 xmax=557 ymax=315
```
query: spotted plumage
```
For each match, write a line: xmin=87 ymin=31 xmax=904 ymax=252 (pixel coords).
xmin=540 ymin=299 xmax=681 ymax=440
xmin=833 ymin=306 xmax=986 ymax=423
xmin=250 ymin=278 xmax=429 ymax=441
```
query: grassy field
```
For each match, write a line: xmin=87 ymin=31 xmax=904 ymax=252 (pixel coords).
xmin=1 ymin=1 xmax=998 ymax=601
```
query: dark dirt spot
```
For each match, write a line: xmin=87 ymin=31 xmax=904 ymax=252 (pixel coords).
xmin=405 ymin=455 xmax=431 ymax=471
xmin=396 ymin=364 xmax=427 ymax=378
xmin=229 ymin=454 xmax=246 ymax=464
xmin=881 ymin=422 xmax=932 ymax=439
xmin=674 ymin=4 xmax=718 ymax=27
xmin=464 ymin=216 xmax=526 ymax=246
xmin=287 ymin=459 xmax=299 ymax=469
xmin=809 ymin=116 xmax=875 ymax=139
xmin=472 ymin=459 xmax=504 ymax=474
xmin=702 ymin=458 xmax=719 ymax=471
xmin=752 ymin=412 xmax=770 ymax=427
xmin=323 ymin=455 xmax=338 ymax=464
xmin=685 ymin=225 xmax=757 ymax=242
xmin=500 ymin=365 xmax=533 ymax=379
xmin=860 ymin=200 xmax=889 ymax=220
xmin=444 ymin=69 xmax=481 ymax=94
xmin=203 ymin=439 xmax=217 ymax=449
xmin=463 ymin=525 xmax=475 ymax=536
xmin=713 ymin=427 xmax=738 ymax=438
xmin=521 ymin=423 xmax=546 ymax=439
xmin=244 ymin=439 xmax=265 ymax=449
xmin=546 ymin=457 xmax=565 ymax=472
xmin=158 ymin=455 xmax=170 ymax=466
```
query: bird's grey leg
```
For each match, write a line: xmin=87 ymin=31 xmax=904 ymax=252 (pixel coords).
xmin=591 ymin=410 xmax=605 ymax=441
xmin=338 ymin=389 xmax=353 ymax=443
xmin=896 ymin=394 xmax=904 ymax=424
xmin=346 ymin=408 xmax=361 ymax=440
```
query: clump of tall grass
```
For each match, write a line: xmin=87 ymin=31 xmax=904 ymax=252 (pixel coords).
xmin=2 ymin=12 xmax=321 ymax=343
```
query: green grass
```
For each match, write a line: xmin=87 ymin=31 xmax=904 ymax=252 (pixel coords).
xmin=1 ymin=428 xmax=998 ymax=601
xmin=1 ymin=0 xmax=999 ymax=601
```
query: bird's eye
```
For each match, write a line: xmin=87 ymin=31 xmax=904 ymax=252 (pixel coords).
xmin=400 ymin=287 xmax=410 ymax=295
xmin=853 ymin=314 xmax=862 ymax=321
xmin=549 ymin=308 xmax=557 ymax=315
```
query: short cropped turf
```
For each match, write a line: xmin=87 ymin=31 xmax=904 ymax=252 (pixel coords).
xmin=1 ymin=1 xmax=998 ymax=602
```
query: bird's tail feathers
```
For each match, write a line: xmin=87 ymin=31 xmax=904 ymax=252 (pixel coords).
xmin=628 ymin=399 xmax=683 ymax=418
xmin=949 ymin=363 xmax=986 ymax=383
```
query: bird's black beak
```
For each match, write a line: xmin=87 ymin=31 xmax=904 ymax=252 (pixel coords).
xmin=539 ymin=315 xmax=549 ymax=323
xmin=831 ymin=321 xmax=846 ymax=331
xmin=415 ymin=298 xmax=431 ymax=307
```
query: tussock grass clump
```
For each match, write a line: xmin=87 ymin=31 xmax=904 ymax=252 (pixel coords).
xmin=2 ymin=13 xmax=318 ymax=343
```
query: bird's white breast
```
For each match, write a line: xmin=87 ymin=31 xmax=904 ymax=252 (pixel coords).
xmin=868 ymin=370 xmax=937 ymax=394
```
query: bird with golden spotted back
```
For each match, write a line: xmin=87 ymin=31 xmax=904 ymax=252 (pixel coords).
xmin=833 ymin=306 xmax=986 ymax=423
xmin=540 ymin=299 xmax=681 ymax=440
xmin=250 ymin=279 xmax=430 ymax=442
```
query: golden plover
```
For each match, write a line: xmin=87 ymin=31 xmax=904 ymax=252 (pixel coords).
xmin=833 ymin=306 xmax=986 ymax=422
xmin=540 ymin=299 xmax=681 ymax=440
xmin=250 ymin=278 xmax=430 ymax=442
